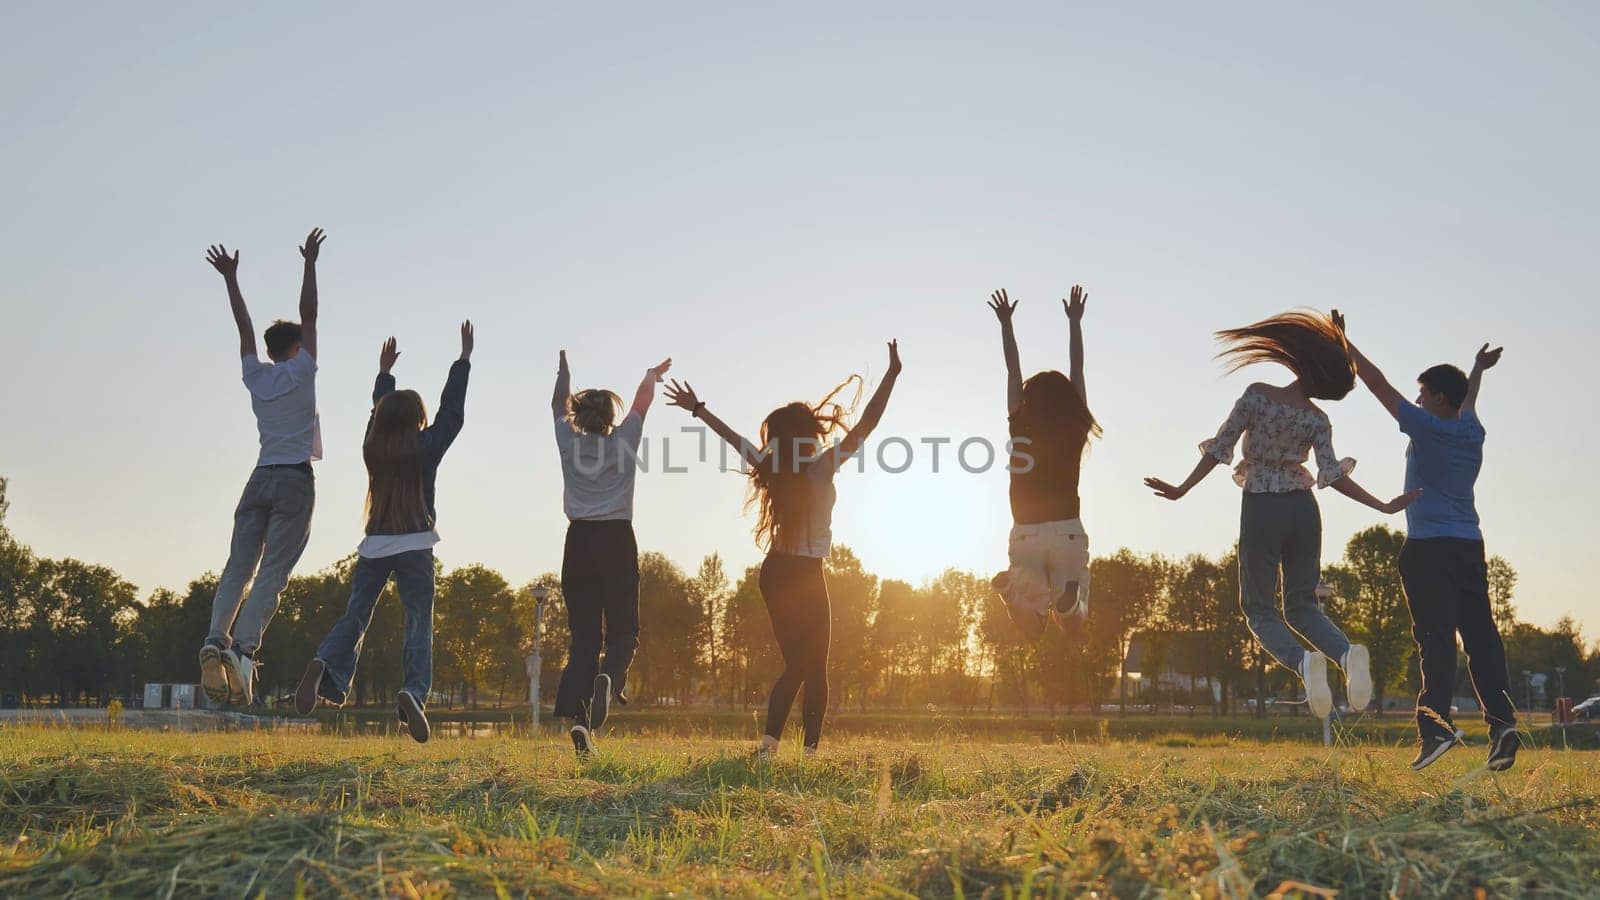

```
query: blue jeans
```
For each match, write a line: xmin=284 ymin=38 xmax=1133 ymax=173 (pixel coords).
xmin=314 ymin=549 xmax=435 ymax=705
xmin=208 ymin=466 xmax=315 ymax=654
xmin=1238 ymin=490 xmax=1350 ymax=672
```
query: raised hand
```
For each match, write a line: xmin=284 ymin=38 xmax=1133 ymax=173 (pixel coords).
xmin=1063 ymin=285 xmax=1087 ymax=321
xmin=886 ymin=339 xmax=902 ymax=376
xmin=299 ymin=228 xmax=326 ymax=263
xmin=1384 ymin=488 xmax=1424 ymax=514
xmin=558 ymin=350 xmax=568 ymax=373
xmin=379 ymin=337 xmax=400 ymax=374
xmin=1475 ymin=343 xmax=1503 ymax=371
xmin=206 ymin=244 xmax=240 ymax=279
xmin=665 ymin=379 xmax=701 ymax=412
xmin=649 ymin=357 xmax=672 ymax=381
xmin=1331 ymin=308 xmax=1347 ymax=336
xmin=987 ymin=289 xmax=1017 ymax=323
xmin=1143 ymin=477 xmax=1186 ymax=501
xmin=459 ymin=320 xmax=475 ymax=361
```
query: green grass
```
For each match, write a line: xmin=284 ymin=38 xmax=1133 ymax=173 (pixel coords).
xmin=1 ymin=725 xmax=1596 ymax=898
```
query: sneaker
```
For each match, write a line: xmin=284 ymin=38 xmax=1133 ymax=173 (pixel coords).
xmin=1487 ymin=726 xmax=1522 ymax=772
xmin=753 ymin=734 xmax=780 ymax=760
xmin=803 ymin=745 xmax=818 ymax=758
xmin=1298 ymin=651 xmax=1333 ymax=719
xmin=1342 ymin=644 xmax=1372 ymax=712
xmin=590 ymin=674 xmax=612 ymax=732
xmin=397 ymin=690 xmax=430 ymax=744
xmin=1053 ymin=580 xmax=1084 ymax=616
xmin=226 ymin=650 xmax=254 ymax=707
xmin=1410 ymin=727 xmax=1466 ymax=771
xmin=571 ymin=724 xmax=595 ymax=758
xmin=199 ymin=643 xmax=232 ymax=705
xmin=990 ymin=570 xmax=1013 ymax=600
xmin=294 ymin=659 xmax=326 ymax=716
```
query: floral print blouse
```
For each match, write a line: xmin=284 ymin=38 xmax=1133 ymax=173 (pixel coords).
xmin=1200 ymin=385 xmax=1355 ymax=493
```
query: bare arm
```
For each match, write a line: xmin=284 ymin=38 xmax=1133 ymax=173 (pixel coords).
xmin=664 ymin=380 xmax=763 ymax=468
xmin=837 ymin=341 xmax=903 ymax=459
xmin=1144 ymin=454 xmax=1222 ymax=502
xmin=628 ymin=358 xmax=673 ymax=419
xmin=297 ymin=228 xmax=325 ymax=359
xmin=1064 ymin=285 xmax=1087 ymax=404
xmin=1332 ymin=310 xmax=1403 ymax=422
xmin=206 ymin=244 xmax=255 ymax=358
xmin=1462 ymin=343 xmax=1502 ymax=415
xmin=987 ymin=290 xmax=1024 ymax=414
xmin=1329 ymin=475 xmax=1421 ymax=514
xmin=552 ymin=351 xmax=571 ymax=415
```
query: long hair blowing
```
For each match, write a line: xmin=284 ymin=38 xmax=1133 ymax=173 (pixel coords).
xmin=568 ymin=388 xmax=623 ymax=436
xmin=1214 ymin=310 xmax=1355 ymax=400
xmin=747 ymin=375 xmax=863 ymax=551
xmin=1015 ymin=370 xmax=1101 ymax=463
xmin=364 ymin=390 xmax=430 ymax=534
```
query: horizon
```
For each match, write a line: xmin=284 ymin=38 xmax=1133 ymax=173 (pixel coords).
xmin=2 ymin=2 xmax=1597 ymax=636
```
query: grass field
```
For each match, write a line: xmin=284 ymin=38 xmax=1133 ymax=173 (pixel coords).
xmin=2 ymin=723 xmax=1597 ymax=898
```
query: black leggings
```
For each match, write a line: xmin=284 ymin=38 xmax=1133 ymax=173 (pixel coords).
xmin=760 ymin=551 xmax=831 ymax=748
xmin=554 ymin=520 xmax=640 ymax=724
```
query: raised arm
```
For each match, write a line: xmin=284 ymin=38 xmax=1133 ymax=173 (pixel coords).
xmin=836 ymin=340 xmax=903 ymax=460
xmin=1329 ymin=475 xmax=1421 ymax=515
xmin=664 ymin=380 xmax=763 ymax=468
xmin=374 ymin=336 xmax=400 ymax=404
xmin=1462 ymin=343 xmax=1502 ymax=415
xmin=1332 ymin=310 xmax=1403 ymax=422
xmin=987 ymin=290 xmax=1024 ymax=414
xmin=297 ymin=228 xmax=325 ymax=359
xmin=552 ymin=350 xmax=571 ymax=416
xmin=1064 ymin=284 xmax=1087 ymax=404
xmin=629 ymin=358 xmax=673 ymax=419
xmin=206 ymin=244 xmax=255 ymax=358
xmin=424 ymin=321 xmax=473 ymax=459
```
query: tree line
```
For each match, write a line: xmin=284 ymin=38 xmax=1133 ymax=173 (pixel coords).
xmin=2 ymin=476 xmax=1596 ymax=713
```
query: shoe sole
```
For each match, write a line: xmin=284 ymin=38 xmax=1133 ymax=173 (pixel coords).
xmin=590 ymin=674 xmax=611 ymax=733
xmin=1304 ymin=652 xmax=1333 ymax=719
xmin=294 ymin=659 xmax=325 ymax=716
xmin=1411 ymin=729 xmax=1466 ymax=771
xmin=199 ymin=646 xmax=231 ymax=706
xmin=1345 ymin=645 xmax=1373 ymax=711
xmin=397 ymin=692 xmax=430 ymax=744
xmin=571 ymin=726 xmax=593 ymax=757
xmin=223 ymin=653 xmax=252 ymax=706
xmin=1488 ymin=731 xmax=1521 ymax=771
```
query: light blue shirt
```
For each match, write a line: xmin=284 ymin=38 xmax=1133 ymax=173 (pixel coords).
xmin=1398 ymin=401 xmax=1484 ymax=541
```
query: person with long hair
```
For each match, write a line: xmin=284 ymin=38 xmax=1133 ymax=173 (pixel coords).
xmin=663 ymin=340 xmax=902 ymax=757
xmin=1144 ymin=311 xmax=1418 ymax=720
xmin=552 ymin=350 xmax=672 ymax=757
xmin=293 ymin=322 xmax=474 ymax=743
xmin=200 ymin=228 xmax=326 ymax=708
xmin=986 ymin=286 xmax=1101 ymax=641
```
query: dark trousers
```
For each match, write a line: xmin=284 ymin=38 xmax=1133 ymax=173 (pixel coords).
xmin=1399 ymin=537 xmax=1516 ymax=739
xmin=554 ymin=520 xmax=640 ymax=724
xmin=760 ymin=552 xmax=831 ymax=748
xmin=315 ymin=549 xmax=435 ymax=705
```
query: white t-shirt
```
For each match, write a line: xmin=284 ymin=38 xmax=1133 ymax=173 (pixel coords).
xmin=357 ymin=529 xmax=440 ymax=559
xmin=554 ymin=409 xmax=645 ymax=521
xmin=241 ymin=352 xmax=322 ymax=466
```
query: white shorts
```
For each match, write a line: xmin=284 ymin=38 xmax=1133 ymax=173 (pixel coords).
xmin=1005 ymin=519 xmax=1091 ymax=626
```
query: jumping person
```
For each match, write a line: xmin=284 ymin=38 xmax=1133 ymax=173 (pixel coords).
xmin=294 ymin=323 xmax=474 ymax=743
xmin=986 ymin=287 xmax=1101 ymax=642
xmin=552 ymin=351 xmax=672 ymax=757
xmin=664 ymin=340 xmax=902 ymax=757
xmin=1144 ymin=311 xmax=1418 ymax=720
xmin=199 ymin=228 xmax=327 ymax=707
xmin=1337 ymin=314 xmax=1520 ymax=771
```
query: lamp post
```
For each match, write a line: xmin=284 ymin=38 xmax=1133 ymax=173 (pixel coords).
xmin=526 ymin=586 xmax=550 ymax=729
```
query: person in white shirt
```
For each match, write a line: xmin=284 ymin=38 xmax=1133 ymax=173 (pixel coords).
xmin=552 ymin=350 xmax=670 ymax=756
xmin=198 ymin=228 xmax=326 ymax=708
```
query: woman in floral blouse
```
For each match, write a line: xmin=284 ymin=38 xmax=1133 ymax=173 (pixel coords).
xmin=1145 ymin=311 xmax=1419 ymax=719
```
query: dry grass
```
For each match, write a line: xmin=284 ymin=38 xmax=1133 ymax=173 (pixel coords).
xmin=1 ymin=726 xmax=1596 ymax=897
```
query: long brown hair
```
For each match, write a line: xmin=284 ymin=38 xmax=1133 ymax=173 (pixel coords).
xmin=364 ymin=390 xmax=430 ymax=534
xmin=747 ymin=376 xmax=862 ymax=551
xmin=1014 ymin=370 xmax=1101 ymax=463
xmin=568 ymin=389 xmax=622 ymax=436
xmin=1215 ymin=310 xmax=1355 ymax=400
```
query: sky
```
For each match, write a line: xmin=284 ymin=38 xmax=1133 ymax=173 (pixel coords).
xmin=2 ymin=2 xmax=1596 ymax=636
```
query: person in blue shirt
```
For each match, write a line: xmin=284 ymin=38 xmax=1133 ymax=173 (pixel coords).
xmin=1338 ymin=311 xmax=1518 ymax=772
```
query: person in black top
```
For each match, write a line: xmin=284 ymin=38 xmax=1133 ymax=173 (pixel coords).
xmin=988 ymin=287 xmax=1100 ymax=642
xmin=293 ymin=323 xmax=473 ymax=743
